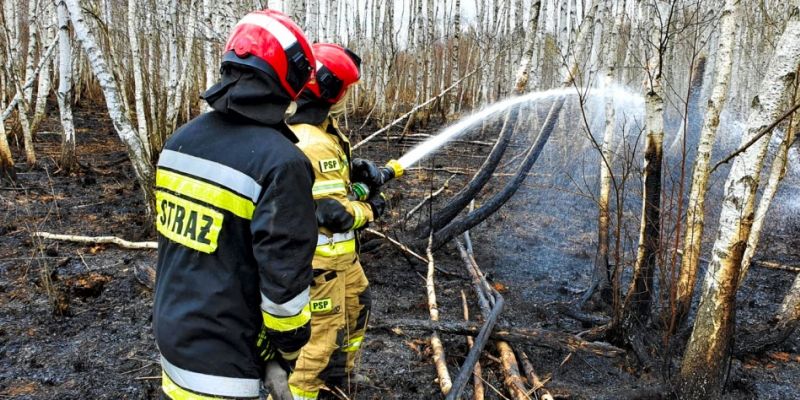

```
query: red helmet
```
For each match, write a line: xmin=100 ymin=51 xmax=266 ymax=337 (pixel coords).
xmin=305 ymin=43 xmax=361 ymax=103
xmin=223 ymin=10 xmax=314 ymax=99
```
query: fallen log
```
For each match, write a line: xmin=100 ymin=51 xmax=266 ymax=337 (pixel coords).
xmin=497 ymin=341 xmax=530 ymax=400
xmin=461 ymin=291 xmax=485 ymax=400
xmin=372 ymin=318 xmax=624 ymax=358
xmin=519 ymin=350 xmax=554 ymax=400
xmin=32 ymin=232 xmax=157 ymax=249
xmin=426 ymin=236 xmax=453 ymax=395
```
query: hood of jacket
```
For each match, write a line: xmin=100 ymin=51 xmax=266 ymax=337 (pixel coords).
xmin=202 ymin=66 xmax=299 ymax=142
xmin=285 ymin=90 xmax=332 ymax=126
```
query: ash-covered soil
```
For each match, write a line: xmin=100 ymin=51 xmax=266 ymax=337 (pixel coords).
xmin=1 ymin=104 xmax=799 ymax=399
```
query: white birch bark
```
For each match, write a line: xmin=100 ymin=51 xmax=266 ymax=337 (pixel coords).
xmin=679 ymin=5 xmax=800 ymax=398
xmin=128 ymin=0 xmax=150 ymax=160
xmin=63 ymin=0 xmax=154 ymax=210
xmin=676 ymin=0 xmax=740 ymax=322
xmin=307 ymin=0 xmax=319 ymax=41
xmin=164 ymin=0 xmax=180 ymax=137
xmin=738 ymin=85 xmax=799 ymax=285
xmin=23 ymin=0 xmax=40 ymax=106
xmin=170 ymin=0 xmax=199 ymax=133
xmin=201 ymin=0 xmax=216 ymax=113
xmin=327 ymin=0 xmax=338 ymax=42
xmin=624 ymin=0 xmax=668 ymax=321
xmin=56 ymin=0 xmax=77 ymax=172
xmin=32 ymin=2 xmax=55 ymax=133
xmin=512 ymin=0 xmax=542 ymax=94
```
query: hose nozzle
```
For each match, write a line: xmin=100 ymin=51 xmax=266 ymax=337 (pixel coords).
xmin=352 ymin=160 xmax=404 ymax=201
xmin=384 ymin=159 xmax=404 ymax=179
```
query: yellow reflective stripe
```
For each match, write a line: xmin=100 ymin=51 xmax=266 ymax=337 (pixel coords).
xmin=315 ymin=239 xmax=356 ymax=257
xmin=312 ymin=179 xmax=347 ymax=197
xmin=289 ymin=385 xmax=318 ymax=400
xmin=342 ymin=335 xmax=364 ymax=352
xmin=351 ymin=202 xmax=365 ymax=229
xmin=262 ymin=304 xmax=311 ymax=332
xmin=162 ymin=371 xmax=228 ymax=400
xmin=156 ymin=169 xmax=255 ymax=220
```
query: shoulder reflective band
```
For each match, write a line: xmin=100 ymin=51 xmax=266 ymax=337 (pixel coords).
xmin=158 ymin=150 xmax=262 ymax=202
xmin=156 ymin=169 xmax=255 ymax=220
xmin=262 ymin=303 xmax=311 ymax=332
xmin=156 ymin=191 xmax=223 ymax=254
xmin=312 ymin=179 xmax=347 ymax=197
xmin=261 ymin=287 xmax=310 ymax=317
xmin=289 ymin=385 xmax=319 ymax=400
xmin=161 ymin=356 xmax=260 ymax=399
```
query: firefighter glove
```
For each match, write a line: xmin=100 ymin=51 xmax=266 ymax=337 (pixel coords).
xmin=351 ymin=158 xmax=384 ymax=189
xmin=257 ymin=325 xmax=278 ymax=362
xmin=316 ymin=198 xmax=355 ymax=233
xmin=367 ymin=192 xmax=387 ymax=220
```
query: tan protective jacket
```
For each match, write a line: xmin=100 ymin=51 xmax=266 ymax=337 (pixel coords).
xmin=291 ymin=118 xmax=374 ymax=270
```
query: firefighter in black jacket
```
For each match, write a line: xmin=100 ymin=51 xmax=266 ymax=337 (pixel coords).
xmin=153 ymin=10 xmax=318 ymax=399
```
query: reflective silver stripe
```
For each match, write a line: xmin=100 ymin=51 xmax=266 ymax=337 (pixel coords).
xmin=237 ymin=13 xmax=297 ymax=49
xmin=161 ymin=355 xmax=260 ymax=398
xmin=261 ymin=286 xmax=310 ymax=317
xmin=158 ymin=149 xmax=262 ymax=202
xmin=317 ymin=231 xmax=355 ymax=246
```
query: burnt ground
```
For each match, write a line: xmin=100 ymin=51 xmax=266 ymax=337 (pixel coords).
xmin=1 ymin=103 xmax=799 ymax=399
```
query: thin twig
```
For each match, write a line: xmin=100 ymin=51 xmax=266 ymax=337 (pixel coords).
xmin=710 ymin=102 xmax=800 ymax=173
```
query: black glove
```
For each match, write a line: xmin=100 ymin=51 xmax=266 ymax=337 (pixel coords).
xmin=351 ymin=158 xmax=385 ymax=190
xmin=256 ymin=325 xmax=278 ymax=362
xmin=316 ymin=198 xmax=355 ymax=232
xmin=366 ymin=192 xmax=387 ymax=220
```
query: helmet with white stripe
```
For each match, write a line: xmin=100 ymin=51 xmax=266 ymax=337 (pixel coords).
xmin=223 ymin=10 xmax=315 ymax=99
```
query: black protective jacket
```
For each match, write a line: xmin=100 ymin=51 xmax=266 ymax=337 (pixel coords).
xmin=153 ymin=67 xmax=317 ymax=399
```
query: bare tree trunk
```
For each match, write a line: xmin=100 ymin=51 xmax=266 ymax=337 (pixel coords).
xmin=0 ymin=116 xmax=14 ymax=181
xmin=678 ymin=7 xmax=800 ymax=398
xmin=621 ymin=0 xmax=671 ymax=325
xmin=512 ymin=0 xmax=541 ymax=94
xmin=56 ymin=0 xmax=77 ymax=173
xmin=584 ymin=0 xmax=625 ymax=309
xmin=307 ymin=0 xmax=319 ymax=42
xmin=164 ymin=0 xmax=180 ymax=137
xmin=32 ymin=2 xmax=55 ymax=134
xmin=64 ymin=0 xmax=154 ymax=213
xmin=675 ymin=0 xmax=739 ymax=326
xmin=128 ymin=0 xmax=150 ymax=161
xmin=738 ymin=71 xmax=800 ymax=285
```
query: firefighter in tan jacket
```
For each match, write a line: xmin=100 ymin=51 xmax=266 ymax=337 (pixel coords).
xmin=286 ymin=44 xmax=386 ymax=400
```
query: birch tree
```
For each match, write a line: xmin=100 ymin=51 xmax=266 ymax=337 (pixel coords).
xmin=674 ymin=0 xmax=740 ymax=326
xmin=737 ymin=76 xmax=800 ymax=285
xmin=128 ymin=0 xmax=150 ymax=160
xmin=679 ymin=5 xmax=800 ymax=397
xmin=56 ymin=0 xmax=77 ymax=173
xmin=64 ymin=0 xmax=154 ymax=211
xmin=622 ymin=0 xmax=672 ymax=324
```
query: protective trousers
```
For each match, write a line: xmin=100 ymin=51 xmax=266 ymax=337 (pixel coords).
xmin=288 ymin=260 xmax=371 ymax=400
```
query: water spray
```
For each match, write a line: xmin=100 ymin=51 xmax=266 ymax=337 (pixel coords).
xmin=351 ymin=84 xmax=644 ymax=200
